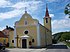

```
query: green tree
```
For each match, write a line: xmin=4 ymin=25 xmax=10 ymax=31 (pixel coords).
xmin=64 ymin=3 xmax=70 ymax=18
xmin=53 ymin=32 xmax=70 ymax=42
xmin=59 ymin=33 xmax=70 ymax=41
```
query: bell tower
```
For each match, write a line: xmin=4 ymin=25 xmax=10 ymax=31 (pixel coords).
xmin=44 ymin=5 xmax=51 ymax=31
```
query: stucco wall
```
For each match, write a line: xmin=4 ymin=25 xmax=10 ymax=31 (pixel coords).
xmin=0 ymin=37 xmax=8 ymax=44
xmin=39 ymin=24 xmax=52 ymax=47
xmin=39 ymin=24 xmax=46 ymax=47
xmin=15 ymin=12 xmax=39 ymax=47
xmin=9 ymin=31 xmax=14 ymax=47
xmin=16 ymin=25 xmax=37 ymax=47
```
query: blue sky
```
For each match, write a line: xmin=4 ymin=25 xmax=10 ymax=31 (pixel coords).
xmin=0 ymin=0 xmax=70 ymax=34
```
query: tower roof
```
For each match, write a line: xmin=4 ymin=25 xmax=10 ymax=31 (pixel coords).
xmin=45 ymin=5 xmax=50 ymax=18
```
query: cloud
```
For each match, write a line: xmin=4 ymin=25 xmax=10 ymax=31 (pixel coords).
xmin=47 ymin=0 xmax=69 ymax=3
xmin=12 ymin=1 xmax=43 ymax=10
xmin=0 ymin=26 xmax=5 ymax=31
xmin=12 ymin=1 xmax=26 ymax=9
xmin=49 ymin=14 xmax=54 ymax=17
xmin=47 ymin=0 xmax=58 ymax=3
xmin=52 ymin=29 xmax=70 ymax=34
xmin=0 ymin=9 xmax=24 ymax=20
xmin=51 ymin=12 xmax=70 ymax=34
xmin=52 ymin=19 xmax=70 ymax=29
xmin=65 ymin=15 xmax=70 ymax=19
xmin=0 ymin=0 xmax=44 ymax=20
xmin=52 ymin=16 xmax=70 ymax=34
xmin=0 ymin=0 xmax=12 ymax=7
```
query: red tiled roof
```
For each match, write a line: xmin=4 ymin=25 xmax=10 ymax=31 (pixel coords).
xmin=45 ymin=7 xmax=49 ymax=17
xmin=2 ymin=29 xmax=9 ymax=35
xmin=45 ymin=5 xmax=50 ymax=18
xmin=0 ymin=31 xmax=8 ymax=38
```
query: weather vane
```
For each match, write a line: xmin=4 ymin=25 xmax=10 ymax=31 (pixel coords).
xmin=24 ymin=0 xmax=32 ymax=13
xmin=24 ymin=0 xmax=27 ymax=12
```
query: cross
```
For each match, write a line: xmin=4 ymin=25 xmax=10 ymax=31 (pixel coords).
xmin=25 ymin=7 xmax=27 ymax=12
xmin=24 ymin=0 xmax=27 ymax=12
xmin=15 ymin=35 xmax=19 ymax=47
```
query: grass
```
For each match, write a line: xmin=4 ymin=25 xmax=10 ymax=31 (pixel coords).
xmin=65 ymin=42 xmax=70 ymax=47
xmin=8 ymin=46 xmax=16 ymax=48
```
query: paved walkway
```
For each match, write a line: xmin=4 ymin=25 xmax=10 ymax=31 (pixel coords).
xmin=0 ymin=48 xmax=70 ymax=52
xmin=47 ymin=42 xmax=68 ymax=49
xmin=46 ymin=49 xmax=70 ymax=52
xmin=0 ymin=42 xmax=70 ymax=52
xmin=0 ymin=48 xmax=46 ymax=52
xmin=47 ymin=45 xmax=68 ymax=49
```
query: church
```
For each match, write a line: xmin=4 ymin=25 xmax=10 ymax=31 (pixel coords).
xmin=9 ymin=5 xmax=52 ymax=48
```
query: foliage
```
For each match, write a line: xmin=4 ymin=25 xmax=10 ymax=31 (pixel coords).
xmin=53 ymin=32 xmax=70 ymax=43
xmin=64 ymin=10 xmax=69 ymax=14
xmin=9 ymin=46 xmax=15 ymax=48
xmin=64 ymin=3 xmax=70 ymax=18
xmin=52 ymin=39 xmax=57 ymax=44
xmin=59 ymin=32 xmax=70 ymax=41
xmin=53 ymin=32 xmax=63 ymax=41
xmin=65 ymin=42 xmax=70 ymax=47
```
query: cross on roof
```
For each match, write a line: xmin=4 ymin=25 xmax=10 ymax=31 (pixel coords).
xmin=25 ymin=7 xmax=27 ymax=11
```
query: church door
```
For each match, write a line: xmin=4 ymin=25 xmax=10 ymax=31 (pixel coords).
xmin=22 ymin=39 xmax=27 ymax=48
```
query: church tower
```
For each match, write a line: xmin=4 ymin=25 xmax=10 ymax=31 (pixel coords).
xmin=44 ymin=5 xmax=51 ymax=32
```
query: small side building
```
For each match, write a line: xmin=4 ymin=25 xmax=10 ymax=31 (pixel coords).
xmin=0 ymin=31 xmax=8 ymax=45
xmin=2 ymin=26 xmax=14 ymax=47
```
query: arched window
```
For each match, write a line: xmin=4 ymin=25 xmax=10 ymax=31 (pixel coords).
xmin=29 ymin=41 xmax=32 ymax=45
xmin=32 ymin=39 xmax=34 ymax=42
xmin=24 ymin=20 xmax=28 ymax=25
xmin=46 ymin=18 xmax=48 ymax=23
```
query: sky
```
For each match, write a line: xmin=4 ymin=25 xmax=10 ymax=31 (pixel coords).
xmin=0 ymin=0 xmax=70 ymax=34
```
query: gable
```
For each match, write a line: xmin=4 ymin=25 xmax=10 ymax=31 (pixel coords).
xmin=15 ymin=12 xmax=39 ymax=26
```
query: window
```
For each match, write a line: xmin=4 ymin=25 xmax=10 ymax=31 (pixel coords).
xmin=24 ymin=20 xmax=28 ymax=25
xmin=24 ymin=31 xmax=28 ymax=34
xmin=46 ymin=18 xmax=48 ymax=23
xmin=25 ymin=16 xmax=27 ymax=18
xmin=12 ymin=40 xmax=14 ymax=43
xmin=29 ymin=41 xmax=32 ymax=45
xmin=32 ymin=39 xmax=34 ymax=42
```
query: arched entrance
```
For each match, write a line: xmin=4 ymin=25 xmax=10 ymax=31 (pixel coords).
xmin=22 ymin=39 xmax=27 ymax=48
xmin=20 ymin=35 xmax=29 ymax=48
